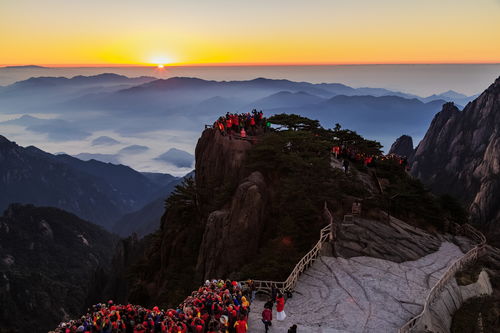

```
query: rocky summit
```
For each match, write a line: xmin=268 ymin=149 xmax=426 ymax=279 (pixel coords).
xmin=411 ymin=76 xmax=500 ymax=237
xmin=388 ymin=134 xmax=414 ymax=159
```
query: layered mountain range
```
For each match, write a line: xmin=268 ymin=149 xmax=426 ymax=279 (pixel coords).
xmin=0 ymin=135 xmax=179 ymax=230
xmin=0 ymin=74 xmax=476 ymax=159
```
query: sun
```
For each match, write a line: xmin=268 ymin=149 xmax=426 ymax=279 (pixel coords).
xmin=149 ymin=55 xmax=173 ymax=68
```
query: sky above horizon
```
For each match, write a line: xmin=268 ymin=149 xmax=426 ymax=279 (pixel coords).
xmin=1 ymin=0 xmax=500 ymax=66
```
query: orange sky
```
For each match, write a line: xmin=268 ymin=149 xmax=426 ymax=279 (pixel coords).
xmin=1 ymin=0 xmax=499 ymax=66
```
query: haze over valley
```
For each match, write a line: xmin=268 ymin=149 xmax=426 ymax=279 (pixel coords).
xmin=1 ymin=65 xmax=496 ymax=175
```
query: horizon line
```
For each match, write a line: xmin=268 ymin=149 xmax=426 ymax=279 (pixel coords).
xmin=2 ymin=61 xmax=500 ymax=68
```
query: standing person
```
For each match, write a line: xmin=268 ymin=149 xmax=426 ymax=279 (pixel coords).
xmin=262 ymin=306 xmax=272 ymax=333
xmin=342 ymin=159 xmax=350 ymax=174
xmin=250 ymin=116 xmax=256 ymax=136
xmin=225 ymin=116 xmax=233 ymax=136
xmin=233 ymin=316 xmax=247 ymax=333
xmin=276 ymin=293 xmax=286 ymax=321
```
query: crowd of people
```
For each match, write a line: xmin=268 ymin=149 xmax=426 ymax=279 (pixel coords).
xmin=52 ymin=280 xmax=296 ymax=333
xmin=212 ymin=110 xmax=269 ymax=138
xmin=331 ymin=145 xmax=409 ymax=173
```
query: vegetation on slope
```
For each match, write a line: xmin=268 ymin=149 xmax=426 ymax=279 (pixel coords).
xmin=124 ymin=113 xmax=468 ymax=308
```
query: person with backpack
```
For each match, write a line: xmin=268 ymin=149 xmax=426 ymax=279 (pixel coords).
xmin=261 ymin=306 xmax=272 ymax=333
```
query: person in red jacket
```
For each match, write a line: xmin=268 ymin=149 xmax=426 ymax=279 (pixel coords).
xmin=262 ymin=306 xmax=273 ymax=333
xmin=249 ymin=117 xmax=256 ymax=135
xmin=276 ymin=293 xmax=286 ymax=321
xmin=225 ymin=117 xmax=233 ymax=136
xmin=234 ymin=317 xmax=248 ymax=333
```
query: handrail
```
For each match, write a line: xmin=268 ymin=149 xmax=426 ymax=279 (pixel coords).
xmin=242 ymin=205 xmax=333 ymax=294
xmin=399 ymin=223 xmax=487 ymax=332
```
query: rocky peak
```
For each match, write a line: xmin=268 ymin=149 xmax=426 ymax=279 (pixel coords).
xmin=0 ymin=135 xmax=10 ymax=144
xmin=411 ymin=76 xmax=500 ymax=228
xmin=388 ymin=135 xmax=414 ymax=158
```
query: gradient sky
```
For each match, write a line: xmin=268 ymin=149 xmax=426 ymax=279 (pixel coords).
xmin=1 ymin=0 xmax=499 ymax=66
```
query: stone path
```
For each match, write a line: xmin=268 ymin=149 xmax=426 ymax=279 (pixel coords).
xmin=247 ymin=242 xmax=464 ymax=333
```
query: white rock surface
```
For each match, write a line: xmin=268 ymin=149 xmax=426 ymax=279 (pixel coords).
xmin=248 ymin=242 xmax=464 ymax=333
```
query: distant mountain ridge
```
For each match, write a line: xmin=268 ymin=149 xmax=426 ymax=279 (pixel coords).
xmin=0 ymin=135 xmax=175 ymax=229
xmin=0 ymin=74 xmax=475 ymax=163
xmin=1 ymin=75 xmax=474 ymax=106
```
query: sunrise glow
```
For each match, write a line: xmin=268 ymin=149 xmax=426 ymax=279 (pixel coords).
xmin=1 ymin=0 xmax=499 ymax=66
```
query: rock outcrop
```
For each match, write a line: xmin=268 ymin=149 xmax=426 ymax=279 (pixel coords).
xmin=126 ymin=128 xmax=266 ymax=306
xmin=411 ymin=76 xmax=500 ymax=229
xmin=388 ymin=134 xmax=414 ymax=158
xmin=197 ymin=171 xmax=268 ymax=279
xmin=334 ymin=216 xmax=444 ymax=262
xmin=195 ymin=129 xmax=253 ymax=206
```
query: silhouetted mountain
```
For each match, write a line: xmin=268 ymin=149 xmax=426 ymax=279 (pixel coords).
xmin=6 ymin=73 xmax=154 ymax=91
xmin=266 ymin=95 xmax=446 ymax=150
xmin=0 ymin=75 xmax=471 ymax=157
xmin=118 ymin=145 xmax=149 ymax=155
xmin=91 ymin=136 xmax=121 ymax=146
xmin=389 ymin=135 xmax=414 ymax=158
xmin=412 ymin=76 xmax=500 ymax=236
xmin=1 ymin=65 xmax=47 ymax=69
xmin=62 ymin=77 xmax=426 ymax=115
xmin=155 ymin=148 xmax=195 ymax=168
xmin=0 ymin=204 xmax=117 ymax=333
xmin=71 ymin=153 xmax=121 ymax=164
xmin=0 ymin=135 xmax=170 ymax=229
xmin=0 ymin=73 xmax=156 ymax=110
xmin=0 ymin=115 xmax=92 ymax=141
xmin=422 ymin=90 xmax=476 ymax=105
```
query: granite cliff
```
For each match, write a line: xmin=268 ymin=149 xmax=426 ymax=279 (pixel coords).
xmin=411 ymin=76 xmax=500 ymax=238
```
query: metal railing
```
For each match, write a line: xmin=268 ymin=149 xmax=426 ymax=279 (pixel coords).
xmin=242 ymin=205 xmax=334 ymax=294
xmin=399 ymin=223 xmax=487 ymax=332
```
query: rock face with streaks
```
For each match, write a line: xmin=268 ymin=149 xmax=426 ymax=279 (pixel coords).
xmin=411 ymin=76 xmax=500 ymax=231
xmin=333 ymin=216 xmax=469 ymax=262
xmin=196 ymin=171 xmax=268 ymax=279
xmin=126 ymin=128 xmax=271 ymax=306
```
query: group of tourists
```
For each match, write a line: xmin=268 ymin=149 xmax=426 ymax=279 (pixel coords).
xmin=331 ymin=145 xmax=409 ymax=173
xmin=52 ymin=280 xmax=297 ymax=333
xmin=213 ymin=110 xmax=269 ymax=138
